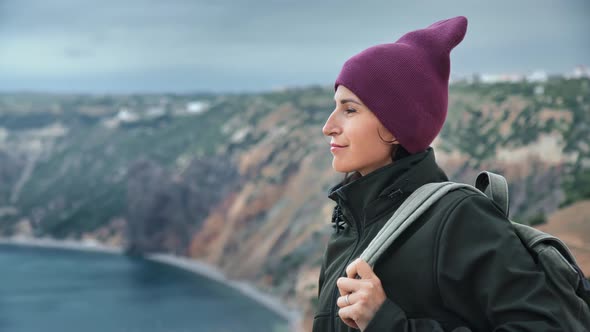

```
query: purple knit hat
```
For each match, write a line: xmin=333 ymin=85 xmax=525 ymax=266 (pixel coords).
xmin=335 ymin=16 xmax=468 ymax=154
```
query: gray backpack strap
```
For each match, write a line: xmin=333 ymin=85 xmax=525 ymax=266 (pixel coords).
xmin=360 ymin=182 xmax=476 ymax=267
xmin=475 ymin=171 xmax=509 ymax=218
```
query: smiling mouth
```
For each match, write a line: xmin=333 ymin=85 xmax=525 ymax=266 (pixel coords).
xmin=330 ymin=143 xmax=347 ymax=152
xmin=330 ymin=143 xmax=347 ymax=148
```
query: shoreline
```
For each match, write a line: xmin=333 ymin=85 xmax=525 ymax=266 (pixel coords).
xmin=0 ymin=236 xmax=301 ymax=330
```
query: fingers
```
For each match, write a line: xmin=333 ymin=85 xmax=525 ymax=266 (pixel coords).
xmin=338 ymin=305 xmax=360 ymax=329
xmin=341 ymin=317 xmax=359 ymax=329
xmin=337 ymin=277 xmax=362 ymax=295
xmin=336 ymin=278 xmax=381 ymax=296
xmin=336 ymin=293 xmax=353 ymax=308
xmin=346 ymin=258 xmax=375 ymax=279
xmin=337 ymin=260 xmax=387 ymax=331
xmin=337 ymin=289 xmax=373 ymax=308
xmin=337 ymin=291 xmax=383 ymax=331
xmin=337 ymin=276 xmax=381 ymax=297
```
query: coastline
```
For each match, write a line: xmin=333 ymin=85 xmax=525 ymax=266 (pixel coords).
xmin=0 ymin=235 xmax=124 ymax=254
xmin=0 ymin=236 xmax=300 ymax=330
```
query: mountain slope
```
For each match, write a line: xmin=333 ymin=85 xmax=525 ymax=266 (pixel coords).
xmin=0 ymin=78 xmax=588 ymax=330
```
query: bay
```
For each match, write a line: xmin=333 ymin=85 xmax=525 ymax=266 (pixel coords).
xmin=0 ymin=244 xmax=288 ymax=332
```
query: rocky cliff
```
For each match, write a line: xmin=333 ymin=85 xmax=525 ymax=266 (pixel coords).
xmin=0 ymin=78 xmax=588 ymax=330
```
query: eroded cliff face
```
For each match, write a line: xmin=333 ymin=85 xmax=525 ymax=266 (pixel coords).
xmin=125 ymin=156 xmax=240 ymax=255
xmin=185 ymin=101 xmax=340 ymax=315
xmin=1 ymin=80 xmax=588 ymax=330
xmin=0 ymin=150 xmax=24 ymax=221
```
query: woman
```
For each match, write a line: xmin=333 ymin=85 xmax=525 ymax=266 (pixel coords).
xmin=312 ymin=16 xmax=568 ymax=331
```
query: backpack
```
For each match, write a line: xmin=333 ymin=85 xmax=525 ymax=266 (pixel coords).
xmin=360 ymin=171 xmax=590 ymax=330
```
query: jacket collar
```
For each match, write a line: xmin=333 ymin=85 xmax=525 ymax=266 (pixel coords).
xmin=328 ymin=148 xmax=448 ymax=227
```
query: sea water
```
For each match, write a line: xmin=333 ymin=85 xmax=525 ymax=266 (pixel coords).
xmin=0 ymin=245 xmax=288 ymax=332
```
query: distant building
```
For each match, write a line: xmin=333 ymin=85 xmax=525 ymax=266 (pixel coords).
xmin=526 ymin=70 xmax=548 ymax=82
xmin=449 ymin=73 xmax=478 ymax=84
xmin=459 ymin=66 xmax=588 ymax=86
xmin=186 ymin=101 xmax=209 ymax=114
xmin=480 ymin=73 xmax=525 ymax=83
xmin=146 ymin=107 xmax=166 ymax=118
xmin=569 ymin=65 xmax=590 ymax=79
xmin=534 ymin=85 xmax=545 ymax=95
xmin=116 ymin=108 xmax=139 ymax=122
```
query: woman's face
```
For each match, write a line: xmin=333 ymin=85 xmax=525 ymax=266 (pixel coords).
xmin=322 ymin=85 xmax=396 ymax=176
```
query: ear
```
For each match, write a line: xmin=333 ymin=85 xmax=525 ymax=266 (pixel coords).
xmin=378 ymin=125 xmax=398 ymax=144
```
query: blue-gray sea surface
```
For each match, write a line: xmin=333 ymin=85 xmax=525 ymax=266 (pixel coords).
xmin=0 ymin=244 xmax=288 ymax=332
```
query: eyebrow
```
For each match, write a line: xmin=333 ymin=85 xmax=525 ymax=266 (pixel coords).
xmin=335 ymin=98 xmax=363 ymax=106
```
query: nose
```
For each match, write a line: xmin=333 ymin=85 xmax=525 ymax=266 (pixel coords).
xmin=322 ymin=110 xmax=341 ymax=137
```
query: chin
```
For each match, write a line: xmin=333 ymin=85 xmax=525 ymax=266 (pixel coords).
xmin=332 ymin=160 xmax=356 ymax=174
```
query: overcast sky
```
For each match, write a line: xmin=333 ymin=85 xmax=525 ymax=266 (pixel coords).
xmin=0 ymin=0 xmax=588 ymax=93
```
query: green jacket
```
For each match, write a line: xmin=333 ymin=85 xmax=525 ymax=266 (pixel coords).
xmin=312 ymin=148 xmax=568 ymax=332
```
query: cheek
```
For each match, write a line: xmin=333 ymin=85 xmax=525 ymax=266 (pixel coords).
xmin=332 ymin=127 xmax=391 ymax=171
xmin=353 ymin=136 xmax=391 ymax=162
xmin=350 ymin=125 xmax=388 ymax=155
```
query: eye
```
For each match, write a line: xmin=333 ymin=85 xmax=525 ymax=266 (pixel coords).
xmin=344 ymin=108 xmax=357 ymax=114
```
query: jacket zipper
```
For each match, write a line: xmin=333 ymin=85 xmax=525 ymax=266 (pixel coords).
xmin=329 ymin=189 xmax=404 ymax=332
xmin=330 ymin=206 xmax=363 ymax=332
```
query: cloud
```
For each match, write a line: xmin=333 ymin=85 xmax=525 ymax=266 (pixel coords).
xmin=0 ymin=0 xmax=588 ymax=92
xmin=64 ymin=47 xmax=94 ymax=59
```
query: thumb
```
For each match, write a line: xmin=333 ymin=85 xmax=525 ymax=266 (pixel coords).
xmin=354 ymin=258 xmax=375 ymax=279
xmin=345 ymin=258 xmax=360 ymax=278
xmin=346 ymin=258 xmax=375 ymax=279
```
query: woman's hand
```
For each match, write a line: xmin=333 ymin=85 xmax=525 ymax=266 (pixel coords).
xmin=336 ymin=258 xmax=387 ymax=331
